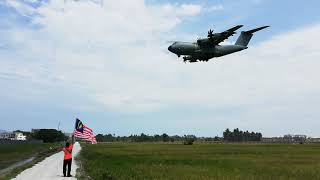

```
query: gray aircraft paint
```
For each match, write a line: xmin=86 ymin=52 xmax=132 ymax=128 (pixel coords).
xmin=168 ymin=25 xmax=269 ymax=63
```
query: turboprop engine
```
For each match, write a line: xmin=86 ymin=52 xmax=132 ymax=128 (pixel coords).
xmin=183 ymin=56 xmax=197 ymax=63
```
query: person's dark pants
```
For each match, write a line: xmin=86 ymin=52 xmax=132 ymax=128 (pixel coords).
xmin=63 ymin=158 xmax=72 ymax=177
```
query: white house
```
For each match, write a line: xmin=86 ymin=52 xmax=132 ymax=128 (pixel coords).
xmin=15 ymin=132 xmax=27 ymax=141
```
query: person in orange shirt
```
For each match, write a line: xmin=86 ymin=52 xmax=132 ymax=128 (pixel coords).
xmin=63 ymin=136 xmax=74 ymax=177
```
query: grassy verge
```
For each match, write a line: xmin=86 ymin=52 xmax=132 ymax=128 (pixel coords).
xmin=77 ymin=142 xmax=320 ymax=180
xmin=0 ymin=143 xmax=61 ymax=179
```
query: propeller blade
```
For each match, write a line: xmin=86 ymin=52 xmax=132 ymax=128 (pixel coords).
xmin=207 ymin=29 xmax=214 ymax=38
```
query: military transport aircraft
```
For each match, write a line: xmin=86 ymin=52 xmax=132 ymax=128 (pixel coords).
xmin=168 ymin=25 xmax=269 ymax=63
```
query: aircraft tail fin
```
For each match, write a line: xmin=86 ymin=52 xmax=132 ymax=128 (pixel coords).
xmin=235 ymin=26 xmax=269 ymax=47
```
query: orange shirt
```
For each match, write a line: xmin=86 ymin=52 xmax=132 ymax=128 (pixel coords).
xmin=63 ymin=144 xmax=73 ymax=160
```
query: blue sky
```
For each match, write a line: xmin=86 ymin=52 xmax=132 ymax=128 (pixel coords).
xmin=1 ymin=0 xmax=320 ymax=137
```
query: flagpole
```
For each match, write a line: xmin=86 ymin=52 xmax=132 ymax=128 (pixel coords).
xmin=73 ymin=118 xmax=77 ymax=144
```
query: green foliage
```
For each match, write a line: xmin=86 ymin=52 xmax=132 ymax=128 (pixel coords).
xmin=183 ymin=135 xmax=195 ymax=145
xmin=214 ymin=136 xmax=222 ymax=141
xmin=95 ymin=134 xmax=104 ymax=142
xmin=95 ymin=128 xmax=262 ymax=144
xmin=223 ymin=128 xmax=262 ymax=142
xmin=33 ymin=129 xmax=65 ymax=143
xmin=95 ymin=133 xmax=196 ymax=143
xmin=77 ymin=143 xmax=320 ymax=180
xmin=161 ymin=133 xmax=170 ymax=142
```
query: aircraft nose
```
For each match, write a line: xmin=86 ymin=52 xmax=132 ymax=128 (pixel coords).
xmin=168 ymin=45 xmax=173 ymax=52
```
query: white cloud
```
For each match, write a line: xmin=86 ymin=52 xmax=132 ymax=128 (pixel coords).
xmin=4 ymin=0 xmax=36 ymax=17
xmin=0 ymin=0 xmax=202 ymax=111
xmin=177 ymin=4 xmax=202 ymax=16
xmin=205 ymin=5 xmax=224 ymax=12
xmin=175 ymin=3 xmax=223 ymax=16
xmin=1 ymin=0 xmax=320 ymax=122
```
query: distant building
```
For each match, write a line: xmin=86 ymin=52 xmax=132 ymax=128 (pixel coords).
xmin=15 ymin=132 xmax=27 ymax=141
xmin=308 ymin=138 xmax=320 ymax=143
xmin=284 ymin=134 xmax=307 ymax=142
xmin=0 ymin=132 xmax=27 ymax=140
xmin=263 ymin=134 xmax=308 ymax=143
xmin=0 ymin=132 xmax=15 ymax=140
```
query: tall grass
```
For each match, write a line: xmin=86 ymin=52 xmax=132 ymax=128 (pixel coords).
xmin=0 ymin=143 xmax=61 ymax=179
xmin=77 ymin=143 xmax=320 ymax=180
xmin=0 ymin=143 xmax=59 ymax=169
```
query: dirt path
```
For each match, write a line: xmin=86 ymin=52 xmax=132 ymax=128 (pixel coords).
xmin=13 ymin=142 xmax=81 ymax=180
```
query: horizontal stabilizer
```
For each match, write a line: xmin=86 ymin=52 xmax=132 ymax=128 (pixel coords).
xmin=244 ymin=26 xmax=270 ymax=34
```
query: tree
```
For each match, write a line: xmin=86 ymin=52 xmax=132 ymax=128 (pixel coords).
xmin=183 ymin=135 xmax=196 ymax=145
xmin=96 ymin=134 xmax=104 ymax=142
xmin=223 ymin=128 xmax=231 ymax=141
xmin=223 ymin=128 xmax=262 ymax=142
xmin=170 ymin=137 xmax=175 ymax=142
xmin=154 ymin=134 xmax=161 ymax=141
xmin=33 ymin=129 xmax=65 ymax=143
xmin=214 ymin=136 xmax=221 ymax=141
xmin=161 ymin=133 xmax=170 ymax=142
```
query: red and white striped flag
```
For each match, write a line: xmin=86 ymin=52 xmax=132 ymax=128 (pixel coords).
xmin=73 ymin=118 xmax=97 ymax=144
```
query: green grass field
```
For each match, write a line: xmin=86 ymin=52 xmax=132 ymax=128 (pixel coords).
xmin=78 ymin=143 xmax=320 ymax=180
xmin=0 ymin=143 xmax=60 ymax=179
xmin=0 ymin=143 xmax=59 ymax=169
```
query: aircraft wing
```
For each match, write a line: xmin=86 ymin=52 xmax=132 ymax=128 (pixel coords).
xmin=214 ymin=25 xmax=243 ymax=44
xmin=198 ymin=25 xmax=243 ymax=46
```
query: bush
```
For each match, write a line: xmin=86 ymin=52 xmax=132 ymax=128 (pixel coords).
xmin=183 ymin=135 xmax=195 ymax=145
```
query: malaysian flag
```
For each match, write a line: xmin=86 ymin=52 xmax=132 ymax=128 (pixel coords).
xmin=73 ymin=118 xmax=97 ymax=144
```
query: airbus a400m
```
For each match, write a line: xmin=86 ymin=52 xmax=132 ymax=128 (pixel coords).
xmin=168 ymin=25 xmax=269 ymax=63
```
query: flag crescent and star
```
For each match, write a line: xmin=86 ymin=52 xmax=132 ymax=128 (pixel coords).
xmin=73 ymin=118 xmax=97 ymax=144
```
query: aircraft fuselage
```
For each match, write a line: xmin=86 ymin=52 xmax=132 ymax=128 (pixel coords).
xmin=168 ymin=25 xmax=269 ymax=62
xmin=168 ymin=42 xmax=247 ymax=62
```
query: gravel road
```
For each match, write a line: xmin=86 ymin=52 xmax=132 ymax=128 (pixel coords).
xmin=13 ymin=142 xmax=81 ymax=180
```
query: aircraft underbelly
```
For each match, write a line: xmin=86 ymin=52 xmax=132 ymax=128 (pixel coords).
xmin=192 ymin=48 xmax=215 ymax=59
xmin=180 ymin=45 xmax=198 ymax=54
xmin=179 ymin=44 xmax=246 ymax=60
xmin=215 ymin=45 xmax=246 ymax=56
